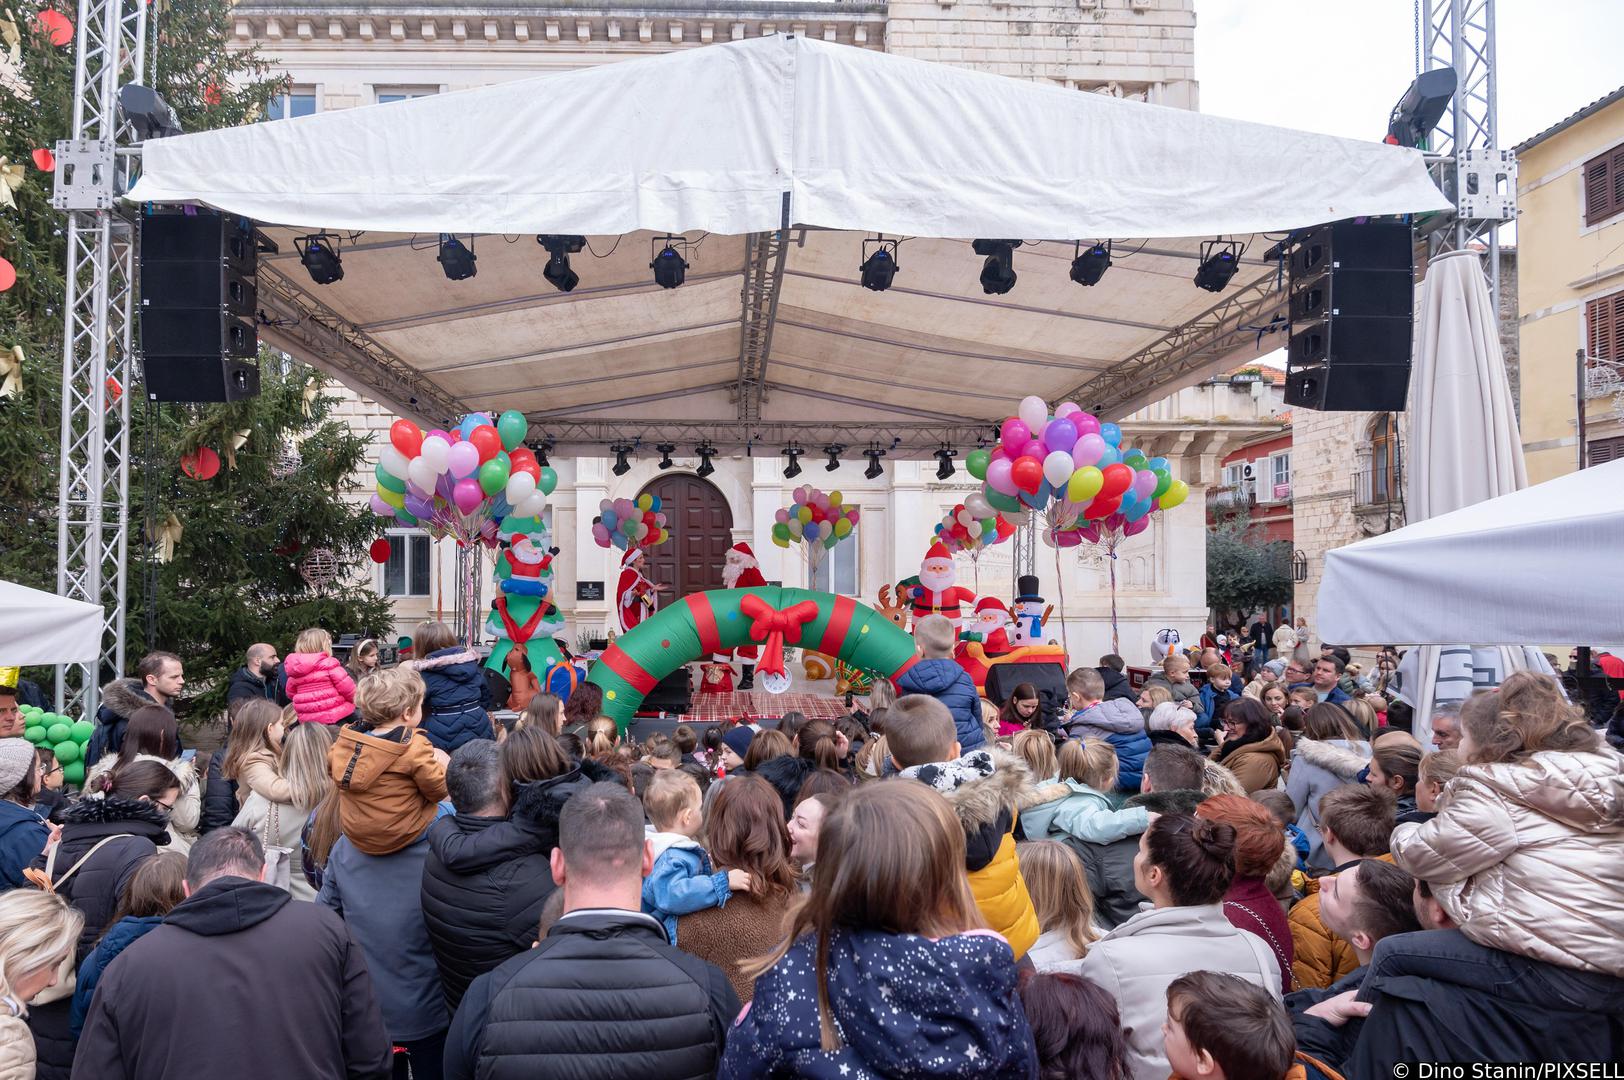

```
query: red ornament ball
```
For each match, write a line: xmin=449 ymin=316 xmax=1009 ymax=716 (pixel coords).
xmin=368 ymin=538 xmax=392 ymax=564
xmin=180 ymin=446 xmax=221 ymax=481
xmin=33 ymin=9 xmax=74 ymax=46
xmin=31 ymin=148 xmax=55 ymax=172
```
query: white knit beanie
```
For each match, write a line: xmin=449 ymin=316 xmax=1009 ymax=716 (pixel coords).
xmin=0 ymin=738 xmax=38 ymax=792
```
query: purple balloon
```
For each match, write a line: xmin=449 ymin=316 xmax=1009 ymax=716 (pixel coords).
xmin=369 ymin=494 xmax=394 ymax=517
xmin=404 ymin=493 xmax=434 ymax=519
xmin=1132 ymin=469 xmax=1158 ymax=499
xmin=453 ymin=477 xmax=484 ymax=514
xmin=1054 ymin=530 xmax=1083 ymax=548
xmin=1124 ymin=518 xmax=1151 ymax=537
xmin=1043 ymin=418 xmax=1078 ymax=455
xmin=1072 ymin=433 xmax=1107 ymax=467
xmin=986 ymin=458 xmax=1017 ymax=496
xmin=447 ymin=440 xmax=481 ymax=479
xmin=1074 ymin=413 xmax=1101 ymax=437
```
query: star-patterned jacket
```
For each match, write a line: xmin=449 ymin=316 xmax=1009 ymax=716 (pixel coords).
xmin=718 ymin=926 xmax=1037 ymax=1079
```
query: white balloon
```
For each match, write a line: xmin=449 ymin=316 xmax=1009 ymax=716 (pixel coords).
xmin=505 ymin=471 xmax=537 ymax=504
xmin=407 ymin=457 xmax=439 ymax=494
xmin=1043 ymin=450 xmax=1075 ymax=488
xmin=964 ymin=492 xmax=993 ymax=518
xmin=1018 ymin=395 xmax=1048 ymax=434
xmin=956 ymin=508 xmax=975 ymax=527
xmin=967 ymin=520 xmax=983 ymax=538
xmin=418 ymin=435 xmax=450 ymax=474
xmin=379 ymin=446 xmax=411 ymax=480
xmin=513 ymin=491 xmax=547 ymax=517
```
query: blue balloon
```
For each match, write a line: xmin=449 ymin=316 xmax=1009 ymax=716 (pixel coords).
xmin=1100 ymin=422 xmax=1122 ymax=447
xmin=649 ymin=495 xmax=662 ymax=512
xmin=601 ymin=511 xmax=618 ymax=530
xmin=1148 ymin=456 xmax=1169 ymax=473
xmin=1097 ymin=445 xmax=1121 ymax=468
xmin=803 ymin=522 xmax=819 ymax=541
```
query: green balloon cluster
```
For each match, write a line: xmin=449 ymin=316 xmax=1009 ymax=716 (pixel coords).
xmin=19 ymin=705 xmax=93 ymax=787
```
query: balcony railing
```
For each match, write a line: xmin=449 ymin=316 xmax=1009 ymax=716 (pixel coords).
xmin=1353 ymin=464 xmax=1402 ymax=508
xmin=1207 ymin=482 xmax=1255 ymax=509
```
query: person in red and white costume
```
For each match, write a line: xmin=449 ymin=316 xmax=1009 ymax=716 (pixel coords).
xmin=908 ymin=541 xmax=977 ymax=634
xmin=718 ymin=541 xmax=769 ymax=689
xmin=966 ymin=597 xmax=1014 ymax=654
xmin=615 ymin=546 xmax=668 ymax=634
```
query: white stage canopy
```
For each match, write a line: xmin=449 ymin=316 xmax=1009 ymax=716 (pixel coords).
xmin=1317 ymin=458 xmax=1624 ymax=647
xmin=126 ymin=35 xmax=1449 ymax=437
xmin=0 ymin=580 xmax=106 ymax=666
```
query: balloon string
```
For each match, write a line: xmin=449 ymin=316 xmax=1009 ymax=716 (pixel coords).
xmin=1108 ymin=541 xmax=1120 ymax=657
xmin=1054 ymin=543 xmax=1070 ymax=662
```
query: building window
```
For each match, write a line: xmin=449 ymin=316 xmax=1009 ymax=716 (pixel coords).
xmin=1590 ymin=436 xmax=1624 ymax=466
xmin=1583 ymin=145 xmax=1624 ymax=227
xmin=1270 ymin=452 xmax=1292 ymax=501
xmin=382 ymin=530 xmax=432 ymax=597
xmin=1586 ymin=288 xmax=1624 ymax=364
xmin=1368 ymin=415 xmax=1401 ymax=502
xmin=375 ymin=87 xmax=438 ymax=104
xmin=810 ymin=529 xmax=859 ymax=595
xmin=1222 ymin=462 xmax=1245 ymax=488
xmin=265 ymin=89 xmax=317 ymax=120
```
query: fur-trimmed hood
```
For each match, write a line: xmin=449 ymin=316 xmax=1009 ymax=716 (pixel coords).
xmin=1124 ymin=788 xmax=1208 ymax=814
xmin=408 ymin=648 xmax=481 ymax=672
xmin=97 ymin=678 xmax=154 ymax=722
xmin=900 ymin=749 xmax=1034 ymax=832
xmin=61 ymin=793 xmax=172 ymax=829
xmin=1293 ymin=737 xmax=1371 ymax=780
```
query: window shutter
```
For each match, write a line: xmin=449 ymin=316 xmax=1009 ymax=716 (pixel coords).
xmin=1585 ymin=148 xmax=1624 ymax=226
xmin=1589 ymin=290 xmax=1624 ymax=364
xmin=1589 ymin=436 xmax=1624 ymax=466
xmin=1614 ymin=145 xmax=1624 ymax=218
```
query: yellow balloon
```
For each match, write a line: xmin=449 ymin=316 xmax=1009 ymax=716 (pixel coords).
xmin=773 ymin=533 xmax=790 ymax=548
xmin=828 ymin=489 xmax=844 ymax=507
xmin=377 ymin=485 xmax=405 ymax=509
xmin=637 ymin=493 xmax=653 ymax=511
xmin=1067 ymin=466 xmax=1104 ymax=505
xmin=797 ymin=505 xmax=813 ymax=524
xmin=834 ymin=517 xmax=853 ymax=537
xmin=1160 ymin=480 xmax=1189 ymax=510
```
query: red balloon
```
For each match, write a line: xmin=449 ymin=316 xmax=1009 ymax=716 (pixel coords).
xmin=468 ymin=425 xmax=502 ymax=463
xmin=180 ymin=447 xmax=221 ymax=481
xmin=508 ymin=448 xmax=536 ymax=467
xmin=1084 ymin=495 xmax=1122 ymax=520
xmin=368 ymin=538 xmax=392 ymax=564
xmin=0 ymin=256 xmax=15 ymax=293
xmin=33 ymin=9 xmax=73 ymax=46
xmin=31 ymin=148 xmax=54 ymax=172
xmin=1011 ymin=455 xmax=1043 ymax=494
xmin=389 ymin=419 xmax=422 ymax=457
xmin=1099 ymin=462 xmax=1135 ymax=499
xmin=995 ymin=517 xmax=1015 ymax=539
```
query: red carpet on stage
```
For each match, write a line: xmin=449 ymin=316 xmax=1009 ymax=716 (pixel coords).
xmin=672 ymin=692 xmax=849 ymax=723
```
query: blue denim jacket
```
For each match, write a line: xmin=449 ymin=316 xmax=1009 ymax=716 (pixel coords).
xmin=641 ymin=833 xmax=731 ymax=943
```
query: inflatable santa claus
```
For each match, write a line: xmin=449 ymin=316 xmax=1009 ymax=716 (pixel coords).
xmin=615 ymin=547 xmax=662 ymax=634
xmin=908 ymin=541 xmax=977 ymax=633
xmin=717 ymin=541 xmax=769 ymax=689
xmin=966 ymin=598 xmax=1013 ymax=654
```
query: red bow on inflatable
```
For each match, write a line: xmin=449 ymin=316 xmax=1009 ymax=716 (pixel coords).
xmin=739 ymin=595 xmax=821 ymax=679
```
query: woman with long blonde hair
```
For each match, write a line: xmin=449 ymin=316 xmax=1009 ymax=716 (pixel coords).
xmin=234 ymin=719 xmax=335 ymax=900
xmin=0 ymin=889 xmax=85 ymax=1077
xmin=1017 ymin=839 xmax=1102 ymax=970
xmin=720 ymin=782 xmax=1035 ymax=1076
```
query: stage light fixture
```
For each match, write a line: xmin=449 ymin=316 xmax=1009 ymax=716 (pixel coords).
xmin=537 ymin=234 xmax=585 ymax=293
xmin=1193 ymin=239 xmax=1241 ymax=293
xmin=1069 ymin=241 xmax=1112 ymax=287
xmin=610 ymin=443 xmax=633 ymax=476
xmin=972 ymin=239 xmax=1021 ymax=295
xmin=651 ymin=237 xmax=689 ymax=289
xmin=295 ymin=234 xmax=344 ymax=285
xmin=859 ymin=237 xmax=900 ymax=291
xmin=1387 ymin=67 xmax=1457 ymax=149
xmin=117 ymin=84 xmax=183 ymax=141
xmin=436 ymin=234 xmax=477 ymax=280
xmin=536 ymin=441 xmax=552 ymax=468
xmin=695 ymin=443 xmax=717 ymax=478
xmin=656 ymin=444 xmax=676 ymax=470
xmin=824 ymin=445 xmax=844 ymax=472
xmin=781 ymin=444 xmax=804 ymax=479
xmin=863 ymin=444 xmax=886 ymax=480
xmin=934 ymin=447 xmax=956 ymax=480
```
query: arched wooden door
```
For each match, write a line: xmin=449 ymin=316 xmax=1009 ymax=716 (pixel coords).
xmin=638 ymin=474 xmax=733 ymax=600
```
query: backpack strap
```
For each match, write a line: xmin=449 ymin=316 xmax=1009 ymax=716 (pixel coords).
xmin=47 ymin=834 xmax=133 ymax=893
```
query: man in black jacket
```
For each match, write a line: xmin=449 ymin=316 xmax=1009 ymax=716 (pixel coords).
xmin=422 ymin=740 xmax=558 ymax=1011
xmin=87 ymin=652 xmax=184 ymax=764
xmin=72 ymin=827 xmax=392 ymax=1080
xmin=445 ymin=782 xmax=739 ymax=1080
xmin=225 ymin=643 xmax=280 ymax=709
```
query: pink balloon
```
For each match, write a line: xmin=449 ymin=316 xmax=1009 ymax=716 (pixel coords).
xmin=1079 ymin=524 xmax=1102 ymax=544
xmin=1000 ymin=418 xmax=1030 ymax=451
xmin=1074 ymin=413 xmax=1102 ymax=437
xmin=1054 ymin=402 xmax=1082 ymax=420
xmin=1124 ymin=518 xmax=1151 ymax=537
xmin=775 ymin=508 xmax=790 ymax=524
xmin=1072 ymin=433 xmax=1107 ymax=467
xmin=986 ymin=458 xmax=1017 ymax=496
xmin=447 ymin=440 xmax=480 ymax=479
xmin=369 ymin=494 xmax=394 ymax=517
xmin=1105 ymin=512 xmax=1127 ymax=530
xmin=453 ymin=477 xmax=484 ymax=514
xmin=1054 ymin=530 xmax=1083 ymax=548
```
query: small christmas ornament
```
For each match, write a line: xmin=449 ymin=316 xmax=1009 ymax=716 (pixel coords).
xmin=298 ymin=546 xmax=340 ymax=589
xmin=270 ymin=440 xmax=301 ymax=479
xmin=30 ymin=147 xmax=52 ymax=171
xmin=104 ymin=375 xmax=122 ymax=407
xmin=368 ymin=538 xmax=392 ymax=564
xmin=31 ymin=8 xmax=73 ymax=46
xmin=202 ymin=82 xmax=220 ymax=106
xmin=151 ymin=513 xmax=183 ymax=563
xmin=273 ymin=535 xmax=302 ymax=557
xmin=180 ymin=446 xmax=220 ymax=480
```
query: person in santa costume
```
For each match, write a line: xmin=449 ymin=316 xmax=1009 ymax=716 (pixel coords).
xmin=717 ymin=541 xmax=769 ymax=689
xmin=615 ymin=546 xmax=668 ymax=634
xmin=965 ymin=597 xmax=1014 ymax=654
xmin=907 ymin=541 xmax=977 ymax=634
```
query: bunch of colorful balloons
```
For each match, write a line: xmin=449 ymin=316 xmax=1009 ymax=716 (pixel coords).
xmin=20 ymin=705 xmax=94 ymax=787
xmin=932 ymin=502 xmax=1017 ymax=559
xmin=967 ymin=395 xmax=1190 ymax=548
xmin=771 ymin=486 xmax=859 ymax=567
xmin=592 ymin=493 xmax=671 ymax=551
xmin=371 ymin=410 xmax=558 ymax=546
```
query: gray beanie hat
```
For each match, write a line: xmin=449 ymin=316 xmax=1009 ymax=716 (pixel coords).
xmin=0 ymin=738 xmax=38 ymax=793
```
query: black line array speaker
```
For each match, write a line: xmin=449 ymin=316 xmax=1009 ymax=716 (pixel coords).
xmin=1282 ymin=219 xmax=1415 ymax=412
xmin=139 ymin=209 xmax=262 ymax=402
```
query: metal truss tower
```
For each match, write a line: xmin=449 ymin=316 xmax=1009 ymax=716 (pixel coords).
xmin=52 ymin=0 xmax=148 ymax=715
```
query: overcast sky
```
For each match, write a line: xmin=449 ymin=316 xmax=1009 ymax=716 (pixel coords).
xmin=1196 ymin=0 xmax=1622 ymax=148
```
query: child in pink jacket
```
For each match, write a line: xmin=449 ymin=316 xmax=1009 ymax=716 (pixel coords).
xmin=283 ymin=627 xmax=358 ymax=725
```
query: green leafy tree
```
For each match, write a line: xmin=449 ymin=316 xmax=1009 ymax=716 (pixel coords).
xmin=1206 ymin=508 xmax=1293 ymax=624
xmin=1 ymin=2 xmax=391 ymax=719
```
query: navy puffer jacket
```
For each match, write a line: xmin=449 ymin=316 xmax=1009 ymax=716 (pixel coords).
xmin=411 ymin=648 xmax=495 ymax=752
xmin=896 ymin=658 xmax=984 ymax=750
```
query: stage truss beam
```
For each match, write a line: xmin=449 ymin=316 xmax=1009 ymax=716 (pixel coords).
xmin=733 ymin=221 xmax=789 ymax=422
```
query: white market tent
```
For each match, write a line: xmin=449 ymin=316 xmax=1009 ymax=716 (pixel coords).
xmin=1317 ymin=457 xmax=1624 ymax=647
xmin=125 ymin=35 xmax=1449 ymax=442
xmin=0 ymin=580 xmax=105 ymax=666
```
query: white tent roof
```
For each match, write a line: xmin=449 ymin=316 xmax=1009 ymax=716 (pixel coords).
xmin=1317 ymin=458 xmax=1624 ymax=646
xmin=126 ymin=35 xmax=1448 ymax=437
xmin=0 ymin=580 xmax=105 ymax=666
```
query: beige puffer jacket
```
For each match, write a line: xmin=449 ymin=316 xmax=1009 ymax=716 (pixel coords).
xmin=1390 ymin=748 xmax=1624 ymax=976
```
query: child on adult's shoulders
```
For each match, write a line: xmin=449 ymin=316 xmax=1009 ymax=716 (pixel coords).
xmin=641 ymin=769 xmax=750 ymax=942
xmin=894 ymin=614 xmax=984 ymax=751
xmin=1066 ymin=667 xmax=1152 ymax=793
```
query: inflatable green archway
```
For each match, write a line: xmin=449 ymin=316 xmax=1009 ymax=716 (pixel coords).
xmin=588 ymin=587 xmax=919 ymax=730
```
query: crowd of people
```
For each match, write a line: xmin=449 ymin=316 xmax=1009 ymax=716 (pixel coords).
xmin=0 ymin=611 xmax=1620 ymax=1079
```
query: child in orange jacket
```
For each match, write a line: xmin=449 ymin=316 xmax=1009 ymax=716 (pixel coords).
xmin=328 ymin=665 xmax=448 ymax=856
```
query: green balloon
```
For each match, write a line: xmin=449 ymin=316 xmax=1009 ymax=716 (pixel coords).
xmin=23 ymin=726 xmax=47 ymax=745
xmin=24 ymin=711 xmax=44 ymax=729
xmin=824 ymin=534 xmax=838 ymax=549
xmin=61 ymin=761 xmax=85 ymax=787
xmin=478 ymin=458 xmax=510 ymax=497
xmin=396 ymin=509 xmax=419 ymax=526
xmin=538 ymin=467 xmax=558 ymax=496
xmin=965 ymin=449 xmax=991 ymax=480
xmin=497 ymin=409 xmax=528 ymax=452
xmin=71 ymin=720 xmax=95 ymax=744
xmin=53 ymin=740 xmax=81 ymax=764
xmin=1152 ymin=468 xmax=1172 ymax=499
xmin=375 ymin=464 xmax=407 ymax=494
xmin=986 ymin=488 xmax=1024 ymax=514
xmin=46 ymin=722 xmax=71 ymax=745
xmin=772 ymin=522 xmax=791 ymax=542
xmin=1123 ymin=450 xmax=1148 ymax=469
